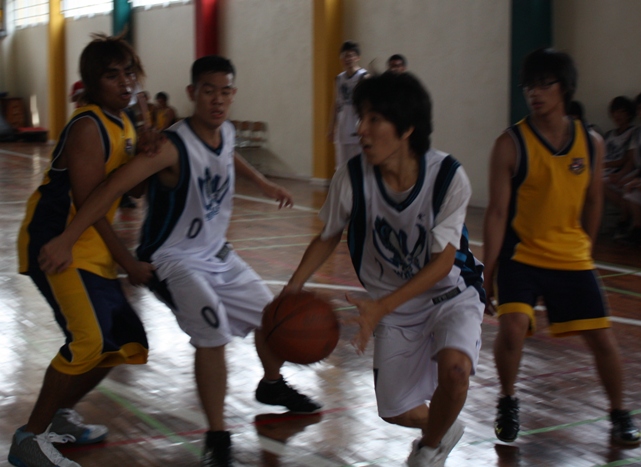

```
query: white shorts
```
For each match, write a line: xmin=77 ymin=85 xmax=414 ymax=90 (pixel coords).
xmin=373 ymin=285 xmax=483 ymax=418
xmin=150 ymin=252 xmax=272 ymax=347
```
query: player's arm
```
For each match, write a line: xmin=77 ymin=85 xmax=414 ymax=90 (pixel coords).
xmin=284 ymin=232 xmax=343 ymax=295
xmin=582 ymin=131 xmax=605 ymax=247
xmin=482 ymin=132 xmax=516 ymax=313
xmin=347 ymin=245 xmax=456 ymax=353
xmin=39 ymin=137 xmax=179 ymax=276
xmin=234 ymin=151 xmax=293 ymax=208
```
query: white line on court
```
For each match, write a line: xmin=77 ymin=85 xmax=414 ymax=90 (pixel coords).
xmin=263 ymin=279 xmax=364 ymax=293
xmin=0 ymin=148 xmax=48 ymax=160
xmin=233 ymin=194 xmax=318 ymax=212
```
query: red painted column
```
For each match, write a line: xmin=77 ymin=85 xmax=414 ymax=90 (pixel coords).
xmin=195 ymin=0 xmax=219 ymax=58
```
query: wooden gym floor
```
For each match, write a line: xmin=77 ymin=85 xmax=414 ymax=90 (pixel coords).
xmin=0 ymin=141 xmax=640 ymax=467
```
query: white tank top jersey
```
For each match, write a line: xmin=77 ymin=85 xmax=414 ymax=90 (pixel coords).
xmin=603 ymin=125 xmax=637 ymax=175
xmin=137 ymin=119 xmax=236 ymax=272
xmin=335 ymin=68 xmax=368 ymax=144
xmin=319 ymin=149 xmax=476 ymax=327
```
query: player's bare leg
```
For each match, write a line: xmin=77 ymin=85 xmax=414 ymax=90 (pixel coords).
xmin=493 ymin=312 xmax=530 ymax=396
xmin=195 ymin=346 xmax=227 ymax=431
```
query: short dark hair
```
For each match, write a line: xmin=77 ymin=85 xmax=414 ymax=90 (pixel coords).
xmin=340 ymin=40 xmax=360 ymax=56
xmin=635 ymin=93 xmax=641 ymax=108
xmin=387 ymin=54 xmax=407 ymax=66
xmin=609 ymin=96 xmax=635 ymax=118
xmin=353 ymin=72 xmax=432 ymax=156
xmin=191 ymin=55 xmax=235 ymax=85
xmin=155 ymin=91 xmax=168 ymax=101
xmin=567 ymin=100 xmax=584 ymax=120
xmin=80 ymin=33 xmax=145 ymax=106
xmin=520 ymin=48 xmax=577 ymax=110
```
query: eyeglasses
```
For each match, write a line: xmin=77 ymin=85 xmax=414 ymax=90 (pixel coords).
xmin=520 ymin=80 xmax=560 ymax=91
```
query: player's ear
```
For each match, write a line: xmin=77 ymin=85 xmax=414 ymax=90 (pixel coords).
xmin=186 ymin=84 xmax=195 ymax=102
xmin=401 ymin=126 xmax=414 ymax=141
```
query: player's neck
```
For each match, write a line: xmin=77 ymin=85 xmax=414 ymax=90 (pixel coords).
xmin=529 ymin=112 xmax=572 ymax=150
xmin=529 ymin=109 xmax=568 ymax=135
xmin=345 ymin=66 xmax=361 ymax=77
xmin=378 ymin=148 xmax=418 ymax=192
xmin=189 ymin=116 xmax=222 ymax=148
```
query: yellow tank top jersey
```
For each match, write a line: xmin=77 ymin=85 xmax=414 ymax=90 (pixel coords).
xmin=18 ymin=104 xmax=136 ymax=279
xmin=500 ymin=117 xmax=596 ymax=270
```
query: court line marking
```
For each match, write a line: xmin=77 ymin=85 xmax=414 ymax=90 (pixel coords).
xmin=0 ymin=147 xmax=48 ymax=160
xmin=234 ymin=194 xmax=318 ymax=212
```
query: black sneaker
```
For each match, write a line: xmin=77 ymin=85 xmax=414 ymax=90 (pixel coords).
xmin=495 ymin=395 xmax=520 ymax=442
xmin=255 ymin=377 xmax=322 ymax=413
xmin=610 ymin=410 xmax=641 ymax=446
xmin=202 ymin=430 xmax=232 ymax=467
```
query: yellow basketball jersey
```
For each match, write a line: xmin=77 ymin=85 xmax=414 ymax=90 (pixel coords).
xmin=500 ymin=117 xmax=595 ymax=270
xmin=18 ymin=105 xmax=136 ymax=278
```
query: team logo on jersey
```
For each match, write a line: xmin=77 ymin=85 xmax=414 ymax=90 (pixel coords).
xmin=373 ymin=217 xmax=427 ymax=280
xmin=199 ymin=167 xmax=230 ymax=220
xmin=125 ymin=138 xmax=134 ymax=156
xmin=568 ymin=157 xmax=585 ymax=174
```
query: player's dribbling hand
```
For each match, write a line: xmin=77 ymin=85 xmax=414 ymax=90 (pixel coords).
xmin=125 ymin=260 xmax=156 ymax=286
xmin=38 ymin=237 xmax=74 ymax=275
xmin=344 ymin=294 xmax=387 ymax=354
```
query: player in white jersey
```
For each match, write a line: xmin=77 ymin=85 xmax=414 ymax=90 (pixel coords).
xmin=284 ymin=72 xmax=484 ymax=467
xmin=38 ymin=55 xmax=321 ymax=467
xmin=328 ymin=40 xmax=368 ymax=169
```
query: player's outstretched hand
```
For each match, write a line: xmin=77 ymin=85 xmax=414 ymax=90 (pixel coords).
xmin=38 ymin=236 xmax=74 ymax=275
xmin=136 ymin=128 xmax=166 ymax=157
xmin=344 ymin=294 xmax=387 ymax=354
xmin=262 ymin=181 xmax=293 ymax=209
xmin=125 ymin=260 xmax=156 ymax=286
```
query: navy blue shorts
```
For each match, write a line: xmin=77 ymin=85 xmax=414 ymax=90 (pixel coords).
xmin=495 ymin=259 xmax=610 ymax=335
xmin=30 ymin=268 xmax=149 ymax=374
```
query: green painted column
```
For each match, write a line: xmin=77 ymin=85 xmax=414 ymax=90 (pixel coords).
xmin=113 ymin=0 xmax=133 ymax=43
xmin=510 ymin=0 xmax=552 ymax=123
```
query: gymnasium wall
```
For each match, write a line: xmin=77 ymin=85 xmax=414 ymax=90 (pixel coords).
xmin=553 ymin=0 xmax=641 ymax=135
xmin=219 ymin=0 xmax=314 ymax=177
xmin=2 ymin=1 xmax=641 ymax=208
xmin=345 ymin=0 xmax=511 ymax=207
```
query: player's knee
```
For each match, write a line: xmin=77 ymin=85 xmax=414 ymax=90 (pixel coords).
xmin=440 ymin=362 xmax=470 ymax=395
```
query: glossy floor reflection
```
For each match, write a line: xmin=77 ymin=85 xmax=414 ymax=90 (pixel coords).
xmin=1 ymin=142 xmax=640 ymax=466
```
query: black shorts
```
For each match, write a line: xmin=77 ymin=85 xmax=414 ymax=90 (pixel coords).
xmin=495 ymin=259 xmax=610 ymax=336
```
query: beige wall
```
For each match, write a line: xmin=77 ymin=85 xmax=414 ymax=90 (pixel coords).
xmin=219 ymin=0 xmax=313 ymax=177
xmin=4 ymin=1 xmax=641 ymax=206
xmin=132 ymin=3 xmax=194 ymax=119
xmin=345 ymin=0 xmax=511 ymax=207
xmin=554 ymin=0 xmax=641 ymax=134
xmin=4 ymin=26 xmax=49 ymax=127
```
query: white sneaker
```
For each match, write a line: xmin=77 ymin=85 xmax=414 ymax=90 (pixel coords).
xmin=49 ymin=408 xmax=108 ymax=444
xmin=8 ymin=428 xmax=80 ymax=467
xmin=406 ymin=420 xmax=465 ymax=467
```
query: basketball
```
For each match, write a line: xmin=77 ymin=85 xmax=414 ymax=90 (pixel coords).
xmin=262 ymin=291 xmax=340 ymax=364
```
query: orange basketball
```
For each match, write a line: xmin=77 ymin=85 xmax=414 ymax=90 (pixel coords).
xmin=262 ymin=291 xmax=340 ymax=364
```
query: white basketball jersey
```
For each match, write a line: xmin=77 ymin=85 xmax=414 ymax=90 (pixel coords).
xmin=346 ymin=150 xmax=471 ymax=327
xmin=137 ymin=119 xmax=236 ymax=272
xmin=335 ymin=68 xmax=367 ymax=144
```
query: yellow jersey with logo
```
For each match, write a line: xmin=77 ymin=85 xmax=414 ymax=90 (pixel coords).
xmin=500 ymin=117 xmax=596 ymax=270
xmin=18 ymin=105 xmax=136 ymax=278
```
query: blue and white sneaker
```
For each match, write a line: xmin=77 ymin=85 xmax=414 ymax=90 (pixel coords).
xmin=49 ymin=409 xmax=108 ymax=444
